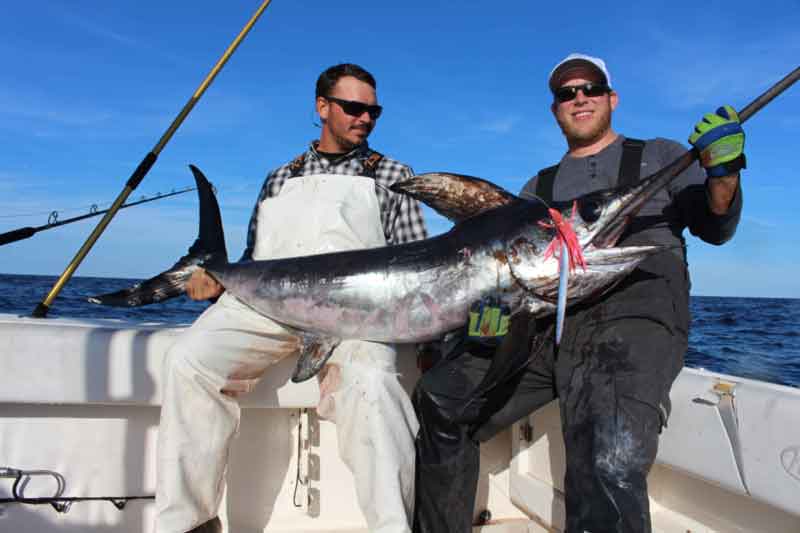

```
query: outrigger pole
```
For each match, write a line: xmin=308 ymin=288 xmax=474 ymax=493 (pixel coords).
xmin=31 ymin=0 xmax=274 ymax=318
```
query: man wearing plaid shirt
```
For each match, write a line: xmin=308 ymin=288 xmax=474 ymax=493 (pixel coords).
xmin=155 ymin=64 xmax=427 ymax=533
xmin=241 ymin=141 xmax=427 ymax=258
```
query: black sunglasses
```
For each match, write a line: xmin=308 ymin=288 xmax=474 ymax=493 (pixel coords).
xmin=324 ymin=96 xmax=383 ymax=120
xmin=553 ymin=82 xmax=611 ymax=103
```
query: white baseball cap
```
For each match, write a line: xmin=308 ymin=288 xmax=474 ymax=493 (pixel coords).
xmin=548 ymin=53 xmax=612 ymax=92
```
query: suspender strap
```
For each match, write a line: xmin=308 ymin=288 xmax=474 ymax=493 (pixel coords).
xmin=618 ymin=138 xmax=645 ymax=187
xmin=289 ymin=150 xmax=383 ymax=179
xmin=361 ymin=150 xmax=384 ymax=178
xmin=288 ymin=153 xmax=306 ymax=177
xmin=534 ymin=165 xmax=559 ymax=203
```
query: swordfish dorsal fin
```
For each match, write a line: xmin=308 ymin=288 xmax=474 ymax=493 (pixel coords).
xmin=87 ymin=164 xmax=228 ymax=307
xmin=389 ymin=172 xmax=518 ymax=223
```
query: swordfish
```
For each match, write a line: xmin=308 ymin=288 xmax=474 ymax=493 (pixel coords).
xmin=90 ymin=163 xmax=675 ymax=381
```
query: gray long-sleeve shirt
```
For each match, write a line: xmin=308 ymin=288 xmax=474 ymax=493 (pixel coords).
xmin=520 ymin=135 xmax=743 ymax=333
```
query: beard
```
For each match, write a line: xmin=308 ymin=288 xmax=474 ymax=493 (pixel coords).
xmin=332 ymin=125 xmax=372 ymax=151
xmin=556 ymin=104 xmax=612 ymax=147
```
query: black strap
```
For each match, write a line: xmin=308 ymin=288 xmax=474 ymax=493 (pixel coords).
xmin=361 ymin=150 xmax=384 ymax=178
xmin=534 ymin=165 xmax=559 ymax=203
xmin=288 ymin=153 xmax=306 ymax=177
xmin=618 ymin=137 xmax=645 ymax=188
xmin=534 ymin=137 xmax=646 ymax=202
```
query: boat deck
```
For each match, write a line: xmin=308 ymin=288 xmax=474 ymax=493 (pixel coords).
xmin=1 ymin=314 xmax=799 ymax=532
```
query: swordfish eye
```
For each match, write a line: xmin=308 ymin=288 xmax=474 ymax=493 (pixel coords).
xmin=577 ymin=197 xmax=604 ymax=223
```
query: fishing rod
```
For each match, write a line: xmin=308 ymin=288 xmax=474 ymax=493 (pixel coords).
xmin=32 ymin=0 xmax=274 ymax=318
xmin=0 ymin=187 xmax=195 ymax=247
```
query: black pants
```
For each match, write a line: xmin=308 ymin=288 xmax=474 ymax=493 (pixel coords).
xmin=412 ymin=301 xmax=686 ymax=533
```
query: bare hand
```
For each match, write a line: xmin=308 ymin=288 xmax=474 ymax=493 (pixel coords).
xmin=186 ymin=268 xmax=224 ymax=301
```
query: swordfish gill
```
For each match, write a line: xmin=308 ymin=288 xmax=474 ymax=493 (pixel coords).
xmin=90 ymin=163 xmax=678 ymax=381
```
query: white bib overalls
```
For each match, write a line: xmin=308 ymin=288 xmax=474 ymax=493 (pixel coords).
xmin=155 ymin=174 xmax=418 ymax=533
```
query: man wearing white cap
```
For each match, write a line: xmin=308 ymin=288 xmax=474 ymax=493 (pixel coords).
xmin=412 ymin=53 xmax=744 ymax=532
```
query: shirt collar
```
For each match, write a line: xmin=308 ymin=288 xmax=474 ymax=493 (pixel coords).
xmin=308 ymin=140 xmax=371 ymax=162
xmin=563 ymin=134 xmax=625 ymax=162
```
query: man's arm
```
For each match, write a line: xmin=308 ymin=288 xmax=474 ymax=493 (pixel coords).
xmin=386 ymin=164 xmax=428 ymax=244
xmin=706 ymin=173 xmax=739 ymax=215
xmin=668 ymin=162 xmax=742 ymax=246
xmin=681 ymin=105 xmax=746 ymax=244
xmin=391 ymin=193 xmax=428 ymax=244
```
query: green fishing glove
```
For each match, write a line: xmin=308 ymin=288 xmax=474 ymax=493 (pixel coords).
xmin=466 ymin=296 xmax=511 ymax=347
xmin=688 ymin=105 xmax=746 ymax=178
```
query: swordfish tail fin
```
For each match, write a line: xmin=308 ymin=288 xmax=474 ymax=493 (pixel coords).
xmin=88 ymin=164 xmax=228 ymax=307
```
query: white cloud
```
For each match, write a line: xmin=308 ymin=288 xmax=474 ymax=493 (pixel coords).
xmin=478 ymin=115 xmax=521 ymax=134
xmin=57 ymin=11 xmax=139 ymax=48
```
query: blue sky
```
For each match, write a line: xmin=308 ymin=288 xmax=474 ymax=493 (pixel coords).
xmin=0 ymin=0 xmax=798 ymax=298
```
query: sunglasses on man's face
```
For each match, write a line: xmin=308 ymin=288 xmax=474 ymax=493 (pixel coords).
xmin=324 ymin=96 xmax=383 ymax=120
xmin=553 ymin=82 xmax=611 ymax=103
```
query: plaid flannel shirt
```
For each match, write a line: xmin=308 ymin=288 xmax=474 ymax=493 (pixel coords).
xmin=241 ymin=142 xmax=428 ymax=261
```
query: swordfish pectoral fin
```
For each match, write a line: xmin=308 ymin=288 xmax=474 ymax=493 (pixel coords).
xmin=389 ymin=172 xmax=518 ymax=223
xmin=291 ymin=332 xmax=342 ymax=383
xmin=88 ymin=164 xmax=228 ymax=307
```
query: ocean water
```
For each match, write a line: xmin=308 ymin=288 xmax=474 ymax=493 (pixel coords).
xmin=1 ymin=273 xmax=798 ymax=388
